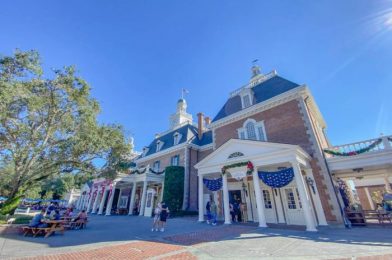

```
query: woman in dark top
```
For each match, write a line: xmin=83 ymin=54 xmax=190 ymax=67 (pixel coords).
xmin=159 ymin=202 xmax=169 ymax=232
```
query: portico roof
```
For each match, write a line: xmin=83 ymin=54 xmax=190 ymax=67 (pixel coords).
xmin=194 ymin=139 xmax=311 ymax=175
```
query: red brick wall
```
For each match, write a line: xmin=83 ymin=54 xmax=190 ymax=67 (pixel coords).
xmin=356 ymin=185 xmax=387 ymax=210
xmin=188 ymin=148 xmax=213 ymax=211
xmin=213 ymin=99 xmax=337 ymax=222
xmin=137 ymin=149 xmax=185 ymax=170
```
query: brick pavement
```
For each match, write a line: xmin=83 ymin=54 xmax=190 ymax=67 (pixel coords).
xmin=163 ymin=224 xmax=256 ymax=246
xmin=22 ymin=241 xmax=188 ymax=260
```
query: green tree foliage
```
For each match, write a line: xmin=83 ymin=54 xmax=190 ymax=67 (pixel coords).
xmin=0 ymin=50 xmax=131 ymax=214
xmin=162 ymin=166 xmax=184 ymax=215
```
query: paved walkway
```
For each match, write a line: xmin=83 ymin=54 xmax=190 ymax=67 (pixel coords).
xmin=1 ymin=215 xmax=391 ymax=259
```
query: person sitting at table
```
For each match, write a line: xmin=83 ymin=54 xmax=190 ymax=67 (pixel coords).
xmin=72 ymin=210 xmax=87 ymax=229
xmin=29 ymin=209 xmax=48 ymax=228
xmin=51 ymin=209 xmax=61 ymax=220
xmin=63 ymin=208 xmax=73 ymax=217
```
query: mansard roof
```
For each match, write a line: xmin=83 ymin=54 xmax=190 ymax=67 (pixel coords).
xmin=192 ymin=130 xmax=213 ymax=146
xmin=143 ymin=124 xmax=197 ymax=157
xmin=212 ymin=75 xmax=300 ymax=122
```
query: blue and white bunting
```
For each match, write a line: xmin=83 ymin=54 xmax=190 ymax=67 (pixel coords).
xmin=258 ymin=168 xmax=294 ymax=188
xmin=203 ymin=177 xmax=223 ymax=191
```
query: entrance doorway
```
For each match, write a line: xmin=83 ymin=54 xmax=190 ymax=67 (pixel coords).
xmin=282 ymin=187 xmax=305 ymax=225
xmin=229 ymin=190 xmax=242 ymax=222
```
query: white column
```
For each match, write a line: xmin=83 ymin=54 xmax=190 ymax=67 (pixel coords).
xmin=384 ymin=175 xmax=391 ymax=193
xmin=98 ymin=186 xmax=109 ymax=215
xmin=292 ymin=161 xmax=317 ymax=231
xmin=139 ymin=181 xmax=148 ymax=216
xmin=252 ymin=171 xmax=267 ymax=227
xmin=222 ymin=173 xmax=231 ymax=224
xmin=86 ymin=189 xmax=95 ymax=213
xmin=117 ymin=188 xmax=123 ymax=208
xmin=91 ymin=187 xmax=102 ymax=214
xmin=198 ymin=175 xmax=204 ymax=222
xmin=160 ymin=181 xmax=165 ymax=202
xmin=128 ymin=182 xmax=137 ymax=215
xmin=105 ymin=183 xmax=116 ymax=216
xmin=274 ymin=189 xmax=286 ymax=223
xmin=304 ymin=168 xmax=328 ymax=226
xmin=364 ymin=187 xmax=375 ymax=210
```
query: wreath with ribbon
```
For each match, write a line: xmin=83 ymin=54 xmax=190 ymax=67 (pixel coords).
xmin=221 ymin=161 xmax=254 ymax=175
xmin=323 ymin=139 xmax=382 ymax=157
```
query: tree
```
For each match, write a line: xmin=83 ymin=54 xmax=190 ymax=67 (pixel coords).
xmin=0 ymin=50 xmax=131 ymax=214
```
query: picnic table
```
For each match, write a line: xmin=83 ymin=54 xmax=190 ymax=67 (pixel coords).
xmin=22 ymin=219 xmax=65 ymax=238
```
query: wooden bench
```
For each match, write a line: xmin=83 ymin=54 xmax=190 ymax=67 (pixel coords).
xmin=363 ymin=210 xmax=392 ymax=224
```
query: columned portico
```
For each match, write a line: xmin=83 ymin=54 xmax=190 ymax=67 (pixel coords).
xmin=98 ymin=185 xmax=109 ymax=215
xmin=195 ymin=139 xmax=322 ymax=231
xmin=128 ymin=181 xmax=137 ymax=215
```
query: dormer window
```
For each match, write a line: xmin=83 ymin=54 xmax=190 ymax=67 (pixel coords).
xmin=242 ymin=94 xmax=251 ymax=108
xmin=240 ymin=89 xmax=253 ymax=109
xmin=142 ymin=147 xmax=149 ymax=157
xmin=173 ymin=132 xmax=182 ymax=145
xmin=156 ymin=140 xmax=164 ymax=152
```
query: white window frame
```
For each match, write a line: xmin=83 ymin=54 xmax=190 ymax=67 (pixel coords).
xmin=171 ymin=155 xmax=179 ymax=166
xmin=237 ymin=118 xmax=267 ymax=141
xmin=173 ymin=132 xmax=182 ymax=145
xmin=142 ymin=147 xmax=149 ymax=157
xmin=240 ymin=89 xmax=253 ymax=109
xmin=156 ymin=140 xmax=164 ymax=152
xmin=153 ymin=160 xmax=160 ymax=171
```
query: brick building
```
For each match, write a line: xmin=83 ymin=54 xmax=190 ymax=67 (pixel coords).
xmin=77 ymin=65 xmax=392 ymax=230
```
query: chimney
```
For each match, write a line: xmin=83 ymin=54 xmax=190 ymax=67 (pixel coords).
xmin=197 ymin=112 xmax=204 ymax=140
xmin=204 ymin=116 xmax=211 ymax=127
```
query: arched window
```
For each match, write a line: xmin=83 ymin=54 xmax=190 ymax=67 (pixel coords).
xmin=246 ymin=121 xmax=257 ymax=140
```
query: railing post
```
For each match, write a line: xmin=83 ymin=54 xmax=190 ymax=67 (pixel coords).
xmin=382 ymin=136 xmax=392 ymax=150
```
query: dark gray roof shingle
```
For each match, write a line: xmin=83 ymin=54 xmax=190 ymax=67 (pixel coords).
xmin=212 ymin=75 xmax=300 ymax=122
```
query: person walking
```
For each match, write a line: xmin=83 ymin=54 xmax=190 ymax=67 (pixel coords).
xmin=206 ymin=201 xmax=211 ymax=224
xmin=151 ymin=203 xmax=161 ymax=232
xmin=210 ymin=201 xmax=217 ymax=226
xmin=159 ymin=202 xmax=169 ymax=232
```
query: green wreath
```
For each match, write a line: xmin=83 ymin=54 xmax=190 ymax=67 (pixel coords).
xmin=324 ymin=139 xmax=382 ymax=157
xmin=129 ymin=167 xmax=147 ymax=175
xmin=149 ymin=168 xmax=165 ymax=175
xmin=221 ymin=161 xmax=254 ymax=175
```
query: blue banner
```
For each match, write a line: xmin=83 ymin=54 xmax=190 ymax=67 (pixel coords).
xmin=258 ymin=168 xmax=294 ymax=188
xmin=203 ymin=177 xmax=223 ymax=191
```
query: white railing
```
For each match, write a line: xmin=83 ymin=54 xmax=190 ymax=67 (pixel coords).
xmin=229 ymin=70 xmax=277 ymax=97
xmin=325 ymin=135 xmax=392 ymax=158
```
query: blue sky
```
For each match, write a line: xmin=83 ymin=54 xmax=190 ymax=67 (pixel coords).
xmin=1 ymin=1 xmax=391 ymax=151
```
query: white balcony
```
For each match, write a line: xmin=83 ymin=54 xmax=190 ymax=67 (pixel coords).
xmin=325 ymin=135 xmax=392 ymax=178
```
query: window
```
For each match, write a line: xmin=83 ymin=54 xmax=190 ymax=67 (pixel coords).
xmin=245 ymin=121 xmax=257 ymax=140
xmin=295 ymin=188 xmax=302 ymax=208
xmin=153 ymin=161 xmax=160 ymax=171
xmin=156 ymin=140 xmax=164 ymax=152
xmin=237 ymin=119 xmax=267 ymax=141
xmin=285 ymin=189 xmax=297 ymax=209
xmin=242 ymin=94 xmax=251 ymax=108
xmin=171 ymin=155 xmax=179 ymax=166
xmin=263 ymin=190 xmax=272 ymax=209
xmin=173 ymin=133 xmax=182 ymax=145
xmin=142 ymin=147 xmax=149 ymax=157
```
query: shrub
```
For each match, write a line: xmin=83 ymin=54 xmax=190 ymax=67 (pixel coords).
xmin=162 ymin=166 xmax=184 ymax=215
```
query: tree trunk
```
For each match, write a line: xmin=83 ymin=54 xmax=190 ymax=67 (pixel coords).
xmin=0 ymin=192 xmax=23 ymax=215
